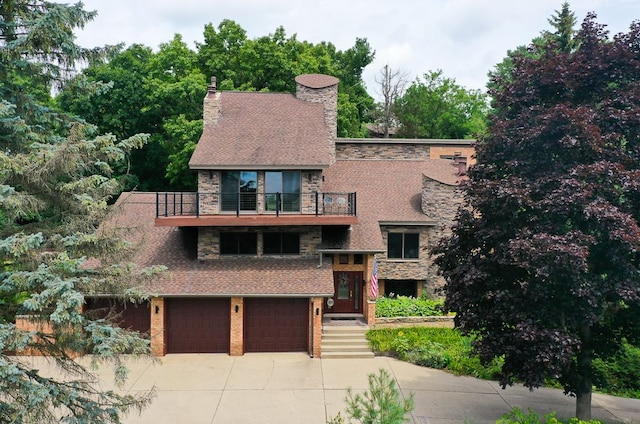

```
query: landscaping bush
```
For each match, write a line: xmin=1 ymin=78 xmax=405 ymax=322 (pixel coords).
xmin=496 ymin=407 xmax=603 ymax=424
xmin=375 ymin=295 xmax=445 ymax=317
xmin=367 ymin=327 xmax=502 ymax=379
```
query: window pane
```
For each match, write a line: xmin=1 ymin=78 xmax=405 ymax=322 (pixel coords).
xmin=404 ymin=233 xmax=419 ymax=259
xmin=220 ymin=233 xmax=237 ymax=255
xmin=265 ymin=172 xmax=282 ymax=193
xmin=239 ymin=171 xmax=257 ymax=211
xmin=387 ymin=233 xmax=403 ymax=258
xmin=221 ymin=171 xmax=239 ymax=211
xmin=281 ymin=233 xmax=300 ymax=254
xmin=238 ymin=233 xmax=257 ymax=254
xmin=263 ymin=233 xmax=280 ymax=254
xmin=221 ymin=233 xmax=257 ymax=255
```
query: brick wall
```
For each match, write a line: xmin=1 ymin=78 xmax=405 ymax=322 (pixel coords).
xmin=230 ymin=297 xmax=244 ymax=356
xmin=310 ymin=298 xmax=323 ymax=357
xmin=150 ymin=297 xmax=165 ymax=356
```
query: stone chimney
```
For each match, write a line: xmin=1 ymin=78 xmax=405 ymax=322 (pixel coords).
xmin=294 ymin=74 xmax=339 ymax=163
xmin=203 ymin=76 xmax=220 ymax=127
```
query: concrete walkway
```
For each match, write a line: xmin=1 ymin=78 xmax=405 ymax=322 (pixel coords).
xmin=26 ymin=353 xmax=640 ymax=423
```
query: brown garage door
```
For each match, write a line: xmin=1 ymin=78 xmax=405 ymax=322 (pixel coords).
xmin=244 ymin=298 xmax=308 ymax=352
xmin=84 ymin=298 xmax=151 ymax=334
xmin=166 ymin=298 xmax=230 ymax=353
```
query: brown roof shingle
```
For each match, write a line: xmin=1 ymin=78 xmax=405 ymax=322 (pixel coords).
xmin=322 ymin=159 xmax=464 ymax=251
xmin=189 ymin=91 xmax=332 ymax=169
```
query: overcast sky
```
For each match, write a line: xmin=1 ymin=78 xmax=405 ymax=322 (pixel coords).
xmin=75 ymin=1 xmax=640 ymax=99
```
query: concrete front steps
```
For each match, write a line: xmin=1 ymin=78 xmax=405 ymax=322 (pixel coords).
xmin=321 ymin=324 xmax=374 ymax=359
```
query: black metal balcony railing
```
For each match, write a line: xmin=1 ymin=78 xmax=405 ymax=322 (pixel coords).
xmin=156 ymin=192 xmax=357 ymax=218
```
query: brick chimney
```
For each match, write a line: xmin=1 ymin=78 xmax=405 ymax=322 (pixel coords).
xmin=203 ymin=76 xmax=220 ymax=127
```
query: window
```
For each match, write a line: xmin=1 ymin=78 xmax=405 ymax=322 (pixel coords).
xmin=263 ymin=232 xmax=300 ymax=255
xmin=265 ymin=171 xmax=301 ymax=212
xmin=221 ymin=171 xmax=257 ymax=212
xmin=387 ymin=233 xmax=419 ymax=259
xmin=220 ymin=232 xmax=257 ymax=255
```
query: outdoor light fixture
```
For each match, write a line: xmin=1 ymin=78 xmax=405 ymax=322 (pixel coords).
xmin=235 ymin=304 xmax=239 ymax=313
xmin=155 ymin=305 xmax=160 ymax=314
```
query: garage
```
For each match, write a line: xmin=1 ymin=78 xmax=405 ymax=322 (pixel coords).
xmin=166 ymin=298 xmax=230 ymax=353
xmin=84 ymin=298 xmax=150 ymax=334
xmin=244 ymin=298 xmax=309 ymax=352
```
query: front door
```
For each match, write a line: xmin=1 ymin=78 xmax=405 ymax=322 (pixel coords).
xmin=329 ymin=271 xmax=363 ymax=313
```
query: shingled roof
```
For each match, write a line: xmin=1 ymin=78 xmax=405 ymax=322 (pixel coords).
xmin=322 ymin=159 xmax=464 ymax=251
xmin=102 ymin=192 xmax=334 ymax=297
xmin=189 ymin=91 xmax=332 ymax=169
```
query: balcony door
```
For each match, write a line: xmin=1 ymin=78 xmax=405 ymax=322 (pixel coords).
xmin=265 ymin=171 xmax=301 ymax=212
xmin=221 ymin=171 xmax=257 ymax=212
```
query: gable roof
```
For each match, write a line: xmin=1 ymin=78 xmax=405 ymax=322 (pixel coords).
xmin=189 ymin=91 xmax=332 ymax=169
xmin=102 ymin=192 xmax=334 ymax=297
xmin=322 ymin=159 xmax=463 ymax=251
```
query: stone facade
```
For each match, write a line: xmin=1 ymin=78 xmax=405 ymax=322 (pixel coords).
xmin=336 ymin=141 xmax=431 ymax=160
xmin=196 ymin=170 xmax=324 ymax=216
xmin=198 ymin=226 xmax=322 ymax=260
xmin=295 ymin=80 xmax=338 ymax=163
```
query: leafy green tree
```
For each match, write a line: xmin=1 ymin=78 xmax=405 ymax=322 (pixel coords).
xmin=433 ymin=14 xmax=640 ymax=420
xmin=197 ymin=20 xmax=374 ymax=137
xmin=393 ymin=70 xmax=488 ymax=139
xmin=1 ymin=1 xmax=159 ymax=421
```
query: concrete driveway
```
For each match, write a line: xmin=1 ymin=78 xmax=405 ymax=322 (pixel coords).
xmin=24 ymin=353 xmax=640 ymax=423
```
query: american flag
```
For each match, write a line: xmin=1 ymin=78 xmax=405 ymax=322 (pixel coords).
xmin=370 ymin=258 xmax=378 ymax=299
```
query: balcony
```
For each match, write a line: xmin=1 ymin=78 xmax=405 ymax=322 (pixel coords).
xmin=155 ymin=192 xmax=358 ymax=227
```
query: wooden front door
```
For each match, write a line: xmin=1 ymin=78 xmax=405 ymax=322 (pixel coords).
xmin=330 ymin=271 xmax=363 ymax=313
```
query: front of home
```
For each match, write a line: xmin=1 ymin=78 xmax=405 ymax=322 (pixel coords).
xmin=88 ymin=74 xmax=471 ymax=357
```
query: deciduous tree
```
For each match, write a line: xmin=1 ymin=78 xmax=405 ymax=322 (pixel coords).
xmin=433 ymin=14 xmax=640 ymax=420
xmin=393 ymin=70 xmax=487 ymax=139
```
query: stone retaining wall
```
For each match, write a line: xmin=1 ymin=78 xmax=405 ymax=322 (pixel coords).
xmin=374 ymin=316 xmax=454 ymax=328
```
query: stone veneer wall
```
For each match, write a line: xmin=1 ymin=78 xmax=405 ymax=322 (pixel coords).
xmin=378 ymin=226 xmax=432 ymax=281
xmin=336 ymin=142 xmax=431 ymax=160
xmin=295 ymin=82 xmax=338 ymax=164
xmin=198 ymin=226 xmax=322 ymax=260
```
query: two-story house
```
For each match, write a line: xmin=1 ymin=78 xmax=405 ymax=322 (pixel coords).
xmin=89 ymin=74 xmax=472 ymax=358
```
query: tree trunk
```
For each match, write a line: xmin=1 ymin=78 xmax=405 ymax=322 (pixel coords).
xmin=575 ymin=325 xmax=593 ymax=420
xmin=576 ymin=388 xmax=592 ymax=421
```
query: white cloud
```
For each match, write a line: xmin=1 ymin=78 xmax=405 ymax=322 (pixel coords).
xmin=75 ymin=0 xmax=640 ymax=98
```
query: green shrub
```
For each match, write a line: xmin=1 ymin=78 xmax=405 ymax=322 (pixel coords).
xmin=375 ymin=295 xmax=445 ymax=318
xmin=367 ymin=327 xmax=502 ymax=379
xmin=496 ymin=407 xmax=603 ymax=424
xmin=593 ymin=342 xmax=640 ymax=398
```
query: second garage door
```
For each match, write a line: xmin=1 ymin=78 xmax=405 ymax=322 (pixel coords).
xmin=244 ymin=298 xmax=308 ymax=352
xmin=166 ymin=298 xmax=230 ymax=353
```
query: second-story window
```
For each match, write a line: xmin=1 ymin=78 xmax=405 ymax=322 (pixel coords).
xmin=263 ymin=232 xmax=300 ymax=255
xmin=220 ymin=232 xmax=257 ymax=255
xmin=265 ymin=171 xmax=301 ymax=212
xmin=387 ymin=233 xmax=419 ymax=259
xmin=221 ymin=171 xmax=257 ymax=212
